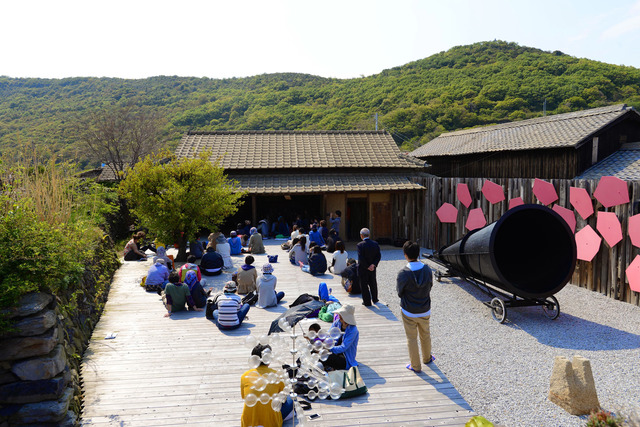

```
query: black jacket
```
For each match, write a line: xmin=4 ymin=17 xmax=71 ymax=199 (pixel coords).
xmin=200 ymin=251 xmax=223 ymax=270
xmin=396 ymin=264 xmax=433 ymax=314
xmin=308 ymin=253 xmax=327 ymax=276
xmin=357 ymin=238 xmax=381 ymax=270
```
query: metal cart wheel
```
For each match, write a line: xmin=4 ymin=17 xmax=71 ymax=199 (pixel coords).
xmin=542 ymin=295 xmax=560 ymax=320
xmin=490 ymin=297 xmax=507 ymax=323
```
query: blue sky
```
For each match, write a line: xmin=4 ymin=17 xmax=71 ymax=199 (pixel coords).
xmin=1 ymin=0 xmax=639 ymax=79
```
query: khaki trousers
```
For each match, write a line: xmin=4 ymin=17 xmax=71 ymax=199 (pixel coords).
xmin=401 ymin=311 xmax=431 ymax=371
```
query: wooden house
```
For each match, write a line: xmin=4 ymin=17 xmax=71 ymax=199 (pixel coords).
xmin=410 ymin=104 xmax=640 ymax=179
xmin=175 ymin=130 xmax=427 ymax=241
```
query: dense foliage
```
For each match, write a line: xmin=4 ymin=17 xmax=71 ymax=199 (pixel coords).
xmin=1 ymin=40 xmax=639 ymax=160
xmin=118 ymin=153 xmax=245 ymax=261
xmin=0 ymin=159 xmax=119 ymax=328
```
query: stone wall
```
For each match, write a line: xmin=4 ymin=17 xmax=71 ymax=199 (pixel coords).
xmin=0 ymin=238 xmax=119 ymax=426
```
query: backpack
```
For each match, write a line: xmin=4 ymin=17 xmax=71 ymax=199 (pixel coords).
xmin=242 ymin=291 xmax=259 ymax=306
xmin=268 ymin=255 xmax=278 ymax=263
xmin=205 ymin=298 xmax=216 ymax=320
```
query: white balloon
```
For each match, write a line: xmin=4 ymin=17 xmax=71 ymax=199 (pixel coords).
xmin=278 ymin=317 xmax=290 ymax=330
xmin=307 ymin=389 xmax=318 ymax=400
xmin=244 ymin=335 xmax=258 ymax=349
xmin=330 ymin=391 xmax=342 ymax=400
xmin=318 ymin=330 xmax=328 ymax=340
xmin=245 ymin=393 xmax=258 ymax=407
xmin=259 ymin=392 xmax=271 ymax=404
xmin=318 ymin=380 xmax=329 ymax=391
xmin=323 ymin=338 xmax=335 ymax=349
xmin=253 ymin=376 xmax=267 ymax=391
xmin=318 ymin=389 xmax=329 ymax=400
xmin=312 ymin=340 xmax=323 ymax=351
xmin=271 ymin=398 xmax=282 ymax=411
xmin=328 ymin=326 xmax=342 ymax=340
xmin=259 ymin=334 xmax=270 ymax=345
xmin=261 ymin=351 xmax=273 ymax=365
xmin=319 ymin=349 xmax=330 ymax=361
xmin=248 ymin=355 xmax=261 ymax=369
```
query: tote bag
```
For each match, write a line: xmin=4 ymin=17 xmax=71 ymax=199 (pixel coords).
xmin=327 ymin=366 xmax=367 ymax=399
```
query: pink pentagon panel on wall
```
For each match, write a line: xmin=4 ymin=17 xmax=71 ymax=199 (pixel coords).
xmin=593 ymin=176 xmax=630 ymax=208
xmin=569 ymin=186 xmax=594 ymax=220
xmin=481 ymin=180 xmax=505 ymax=204
xmin=552 ymin=205 xmax=576 ymax=233
xmin=596 ymin=211 xmax=623 ymax=248
xmin=626 ymin=255 xmax=640 ymax=293
xmin=532 ymin=178 xmax=558 ymax=205
xmin=457 ymin=183 xmax=472 ymax=208
xmin=508 ymin=197 xmax=524 ymax=210
xmin=465 ymin=208 xmax=486 ymax=231
xmin=629 ymin=214 xmax=640 ymax=248
xmin=436 ymin=203 xmax=458 ymax=223
xmin=575 ymin=225 xmax=601 ymax=262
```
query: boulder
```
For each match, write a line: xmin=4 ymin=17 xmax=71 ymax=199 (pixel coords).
xmin=11 ymin=344 xmax=66 ymax=381
xmin=0 ymin=328 xmax=57 ymax=362
xmin=2 ymin=310 xmax=57 ymax=338
xmin=0 ymin=293 xmax=53 ymax=319
xmin=0 ymin=369 xmax=17 ymax=385
xmin=8 ymin=387 xmax=72 ymax=425
xmin=549 ymin=355 xmax=600 ymax=415
xmin=0 ymin=374 xmax=66 ymax=404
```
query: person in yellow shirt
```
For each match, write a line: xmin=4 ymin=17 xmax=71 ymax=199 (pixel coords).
xmin=240 ymin=344 xmax=293 ymax=427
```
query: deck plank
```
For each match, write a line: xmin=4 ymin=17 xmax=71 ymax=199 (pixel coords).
xmin=81 ymin=242 xmax=474 ymax=426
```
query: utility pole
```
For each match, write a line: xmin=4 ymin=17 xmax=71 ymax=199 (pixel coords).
xmin=374 ymin=112 xmax=378 ymax=131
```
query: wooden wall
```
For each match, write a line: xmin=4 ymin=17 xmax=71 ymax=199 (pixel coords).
xmin=414 ymin=176 xmax=640 ymax=307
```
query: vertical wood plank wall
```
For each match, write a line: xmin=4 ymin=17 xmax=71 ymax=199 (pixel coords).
xmin=405 ymin=176 xmax=640 ymax=307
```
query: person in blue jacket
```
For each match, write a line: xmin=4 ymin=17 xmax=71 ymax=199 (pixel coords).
xmin=322 ymin=304 xmax=359 ymax=371
xmin=308 ymin=225 xmax=325 ymax=248
xmin=228 ymin=230 xmax=242 ymax=255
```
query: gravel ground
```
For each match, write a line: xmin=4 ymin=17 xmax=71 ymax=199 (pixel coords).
xmin=368 ymin=246 xmax=640 ymax=427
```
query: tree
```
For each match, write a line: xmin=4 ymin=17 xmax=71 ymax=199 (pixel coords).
xmin=118 ymin=153 xmax=245 ymax=261
xmin=76 ymin=104 xmax=166 ymax=181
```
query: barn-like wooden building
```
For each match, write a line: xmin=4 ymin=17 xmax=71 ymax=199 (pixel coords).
xmin=175 ymin=130 xmax=428 ymax=241
xmin=410 ymin=104 xmax=640 ymax=179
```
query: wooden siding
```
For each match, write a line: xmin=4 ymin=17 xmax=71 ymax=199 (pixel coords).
xmin=414 ymin=176 xmax=640 ymax=307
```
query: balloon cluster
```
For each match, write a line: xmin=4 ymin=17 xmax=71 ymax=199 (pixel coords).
xmin=242 ymin=318 xmax=345 ymax=425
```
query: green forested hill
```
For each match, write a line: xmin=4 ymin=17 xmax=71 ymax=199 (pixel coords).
xmin=1 ymin=40 xmax=640 ymax=168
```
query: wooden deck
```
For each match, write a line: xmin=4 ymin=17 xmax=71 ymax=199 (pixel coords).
xmin=81 ymin=242 xmax=473 ymax=426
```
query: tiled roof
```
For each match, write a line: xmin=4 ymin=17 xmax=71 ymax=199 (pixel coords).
xmin=411 ymin=104 xmax=640 ymax=157
xmin=175 ymin=131 xmax=417 ymax=170
xmin=231 ymin=173 xmax=425 ymax=194
xmin=576 ymin=143 xmax=640 ymax=180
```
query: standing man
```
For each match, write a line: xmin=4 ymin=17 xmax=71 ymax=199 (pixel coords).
xmin=397 ymin=241 xmax=434 ymax=373
xmin=357 ymin=228 xmax=381 ymax=306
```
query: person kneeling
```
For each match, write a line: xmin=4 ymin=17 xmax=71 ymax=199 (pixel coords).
xmin=210 ymin=282 xmax=250 ymax=329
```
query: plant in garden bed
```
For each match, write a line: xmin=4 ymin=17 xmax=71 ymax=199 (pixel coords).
xmin=585 ymin=410 xmax=624 ymax=427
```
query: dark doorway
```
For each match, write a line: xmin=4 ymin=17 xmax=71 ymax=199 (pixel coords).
xmin=346 ymin=198 xmax=368 ymax=241
xmin=220 ymin=194 xmax=323 ymax=236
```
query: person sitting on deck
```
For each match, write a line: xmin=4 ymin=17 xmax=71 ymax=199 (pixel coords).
xmin=340 ymin=258 xmax=361 ymax=294
xmin=214 ymin=233 xmax=233 ymax=270
xmin=145 ymin=259 xmax=170 ymax=292
xmin=329 ymin=241 xmax=349 ymax=275
xmin=237 ymin=255 xmax=258 ymax=294
xmin=300 ymin=246 xmax=327 ymax=276
xmin=153 ymin=246 xmax=174 ymax=270
xmin=242 ymin=227 xmax=265 ymax=254
xmin=318 ymin=220 xmax=329 ymax=242
xmin=256 ymin=263 xmax=284 ymax=308
xmin=228 ymin=231 xmax=243 ymax=255
xmin=188 ymin=235 xmax=204 ymax=259
xmin=308 ymin=225 xmax=325 ymax=248
xmin=289 ymin=236 xmax=308 ymax=266
xmin=200 ymin=246 xmax=224 ymax=276
xmin=288 ymin=237 xmax=300 ymax=265
xmin=322 ymin=304 xmax=359 ymax=371
xmin=178 ymin=255 xmax=202 ymax=282
xmin=123 ymin=232 xmax=147 ymax=261
xmin=163 ymin=271 xmax=203 ymax=317
xmin=210 ymin=281 xmax=250 ymax=329
xmin=184 ymin=270 xmax=209 ymax=308
xmin=241 ymin=344 xmax=294 ymax=427
xmin=325 ymin=228 xmax=342 ymax=253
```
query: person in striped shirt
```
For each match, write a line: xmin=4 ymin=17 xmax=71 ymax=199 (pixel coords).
xmin=211 ymin=281 xmax=250 ymax=329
